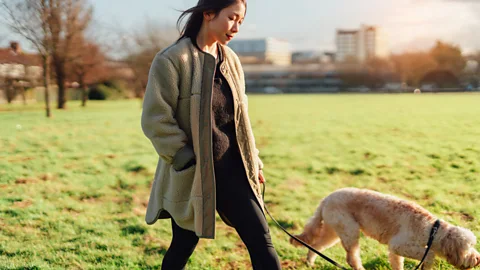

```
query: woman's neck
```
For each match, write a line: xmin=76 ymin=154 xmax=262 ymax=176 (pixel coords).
xmin=196 ymin=25 xmax=218 ymax=58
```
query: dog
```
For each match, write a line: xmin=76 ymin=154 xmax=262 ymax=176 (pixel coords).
xmin=290 ymin=188 xmax=480 ymax=270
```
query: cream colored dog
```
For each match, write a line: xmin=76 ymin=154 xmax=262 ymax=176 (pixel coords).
xmin=290 ymin=188 xmax=480 ymax=270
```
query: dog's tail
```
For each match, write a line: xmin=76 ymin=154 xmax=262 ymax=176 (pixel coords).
xmin=291 ymin=199 xmax=325 ymax=246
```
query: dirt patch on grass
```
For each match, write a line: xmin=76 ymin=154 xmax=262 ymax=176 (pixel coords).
xmin=15 ymin=173 xmax=54 ymax=185
xmin=281 ymin=259 xmax=307 ymax=269
xmin=13 ymin=200 xmax=32 ymax=208
xmin=280 ymin=177 xmax=305 ymax=191
xmin=8 ymin=156 xmax=35 ymax=163
xmin=39 ymin=173 xmax=55 ymax=181
xmin=444 ymin=211 xmax=475 ymax=222
xmin=15 ymin=177 xmax=38 ymax=184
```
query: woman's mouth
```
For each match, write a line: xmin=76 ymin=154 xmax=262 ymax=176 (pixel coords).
xmin=226 ymin=34 xmax=233 ymax=40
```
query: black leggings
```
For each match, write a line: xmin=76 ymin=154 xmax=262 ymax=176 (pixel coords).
xmin=161 ymin=165 xmax=281 ymax=270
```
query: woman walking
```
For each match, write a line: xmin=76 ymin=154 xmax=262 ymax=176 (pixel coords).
xmin=141 ymin=0 xmax=282 ymax=269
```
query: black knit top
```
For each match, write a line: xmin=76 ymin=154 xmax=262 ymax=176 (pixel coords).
xmin=191 ymin=38 xmax=244 ymax=178
xmin=211 ymin=48 xmax=243 ymax=175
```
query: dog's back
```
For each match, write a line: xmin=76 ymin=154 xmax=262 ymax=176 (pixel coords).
xmin=320 ymin=188 xmax=435 ymax=244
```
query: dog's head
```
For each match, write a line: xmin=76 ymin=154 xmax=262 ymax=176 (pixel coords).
xmin=440 ymin=225 xmax=480 ymax=269
xmin=289 ymin=220 xmax=324 ymax=247
xmin=289 ymin=233 xmax=311 ymax=247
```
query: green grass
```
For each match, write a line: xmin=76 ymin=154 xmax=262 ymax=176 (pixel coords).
xmin=0 ymin=94 xmax=479 ymax=269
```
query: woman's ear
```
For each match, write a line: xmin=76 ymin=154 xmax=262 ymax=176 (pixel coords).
xmin=203 ymin=11 xmax=215 ymax=22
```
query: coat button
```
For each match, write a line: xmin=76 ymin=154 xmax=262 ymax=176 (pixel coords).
xmin=221 ymin=65 xmax=228 ymax=73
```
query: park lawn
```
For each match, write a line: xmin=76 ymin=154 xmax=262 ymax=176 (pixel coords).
xmin=0 ymin=93 xmax=479 ymax=269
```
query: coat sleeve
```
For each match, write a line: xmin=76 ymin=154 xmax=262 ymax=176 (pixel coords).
xmin=141 ymin=53 xmax=190 ymax=164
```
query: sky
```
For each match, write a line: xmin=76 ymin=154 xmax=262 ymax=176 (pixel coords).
xmin=1 ymin=0 xmax=480 ymax=54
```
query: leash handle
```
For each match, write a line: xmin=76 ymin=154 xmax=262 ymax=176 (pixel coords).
xmin=262 ymin=183 xmax=348 ymax=270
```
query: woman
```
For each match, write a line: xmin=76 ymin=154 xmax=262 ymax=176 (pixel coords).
xmin=141 ymin=0 xmax=282 ymax=269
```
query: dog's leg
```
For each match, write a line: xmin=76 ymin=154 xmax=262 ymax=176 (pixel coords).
xmin=389 ymin=238 xmax=435 ymax=270
xmin=388 ymin=252 xmax=404 ymax=270
xmin=419 ymin=256 xmax=435 ymax=270
xmin=306 ymin=224 xmax=340 ymax=266
xmin=336 ymin=224 xmax=365 ymax=270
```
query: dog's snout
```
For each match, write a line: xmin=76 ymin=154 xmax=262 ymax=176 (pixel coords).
xmin=290 ymin=235 xmax=304 ymax=247
xmin=289 ymin=236 xmax=299 ymax=246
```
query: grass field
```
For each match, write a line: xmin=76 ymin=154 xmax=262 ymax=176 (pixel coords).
xmin=1 ymin=93 xmax=479 ymax=269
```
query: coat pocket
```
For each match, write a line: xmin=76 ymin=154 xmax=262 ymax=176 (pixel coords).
xmin=163 ymin=164 xmax=196 ymax=202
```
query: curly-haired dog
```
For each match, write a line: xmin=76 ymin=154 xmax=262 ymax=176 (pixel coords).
xmin=290 ymin=188 xmax=480 ymax=270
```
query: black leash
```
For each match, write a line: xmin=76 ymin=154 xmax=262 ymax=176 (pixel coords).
xmin=414 ymin=219 xmax=441 ymax=270
xmin=262 ymin=183 xmax=348 ymax=270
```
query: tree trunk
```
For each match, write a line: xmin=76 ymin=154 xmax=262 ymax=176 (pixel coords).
xmin=55 ymin=61 xmax=67 ymax=109
xmin=43 ymin=55 xmax=51 ymax=118
xmin=80 ymin=77 xmax=87 ymax=107
xmin=21 ymin=87 xmax=27 ymax=105
xmin=6 ymin=80 xmax=15 ymax=104
xmin=57 ymin=76 xmax=66 ymax=109
xmin=6 ymin=88 xmax=13 ymax=104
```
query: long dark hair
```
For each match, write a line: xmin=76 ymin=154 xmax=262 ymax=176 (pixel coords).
xmin=177 ymin=0 xmax=247 ymax=41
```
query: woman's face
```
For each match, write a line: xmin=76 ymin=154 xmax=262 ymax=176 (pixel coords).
xmin=204 ymin=1 xmax=245 ymax=45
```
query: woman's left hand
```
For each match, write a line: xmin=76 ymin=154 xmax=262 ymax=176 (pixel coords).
xmin=259 ymin=169 xmax=266 ymax=184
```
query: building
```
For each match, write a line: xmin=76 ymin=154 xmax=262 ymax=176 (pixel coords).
xmin=292 ymin=51 xmax=335 ymax=65
xmin=0 ymin=41 xmax=43 ymax=103
xmin=228 ymin=38 xmax=292 ymax=66
xmin=0 ymin=42 xmax=42 ymax=80
xmin=336 ymin=25 xmax=389 ymax=63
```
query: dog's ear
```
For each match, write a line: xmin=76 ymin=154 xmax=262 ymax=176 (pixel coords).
xmin=290 ymin=234 xmax=310 ymax=247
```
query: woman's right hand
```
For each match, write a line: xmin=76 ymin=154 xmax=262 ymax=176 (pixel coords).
xmin=172 ymin=145 xmax=196 ymax=171
xmin=259 ymin=169 xmax=266 ymax=184
xmin=177 ymin=158 xmax=196 ymax=171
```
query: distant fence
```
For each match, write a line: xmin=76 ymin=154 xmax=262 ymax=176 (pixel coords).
xmin=247 ymin=87 xmax=478 ymax=94
xmin=0 ymin=86 xmax=86 ymax=104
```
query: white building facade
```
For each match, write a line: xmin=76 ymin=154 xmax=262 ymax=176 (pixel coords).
xmin=336 ymin=25 xmax=389 ymax=63
xmin=228 ymin=38 xmax=292 ymax=66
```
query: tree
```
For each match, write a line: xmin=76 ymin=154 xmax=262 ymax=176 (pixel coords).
xmin=420 ymin=70 xmax=460 ymax=88
xmin=47 ymin=0 xmax=93 ymax=109
xmin=2 ymin=0 xmax=94 ymax=110
xmin=2 ymin=0 xmax=54 ymax=117
xmin=463 ymin=51 xmax=480 ymax=89
xmin=390 ymin=52 xmax=437 ymax=87
xmin=68 ymin=36 xmax=105 ymax=107
xmin=119 ymin=20 xmax=175 ymax=98
xmin=365 ymin=57 xmax=394 ymax=74
xmin=429 ymin=41 xmax=466 ymax=76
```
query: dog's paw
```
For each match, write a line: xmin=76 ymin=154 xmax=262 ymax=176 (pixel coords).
xmin=306 ymin=258 xmax=316 ymax=267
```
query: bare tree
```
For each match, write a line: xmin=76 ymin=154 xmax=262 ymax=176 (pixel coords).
xmin=2 ymin=0 xmax=93 ymax=110
xmin=118 ymin=19 xmax=175 ymax=99
xmin=1 ymin=0 xmax=54 ymax=117
xmin=68 ymin=36 xmax=105 ymax=107
xmin=48 ymin=0 xmax=93 ymax=109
